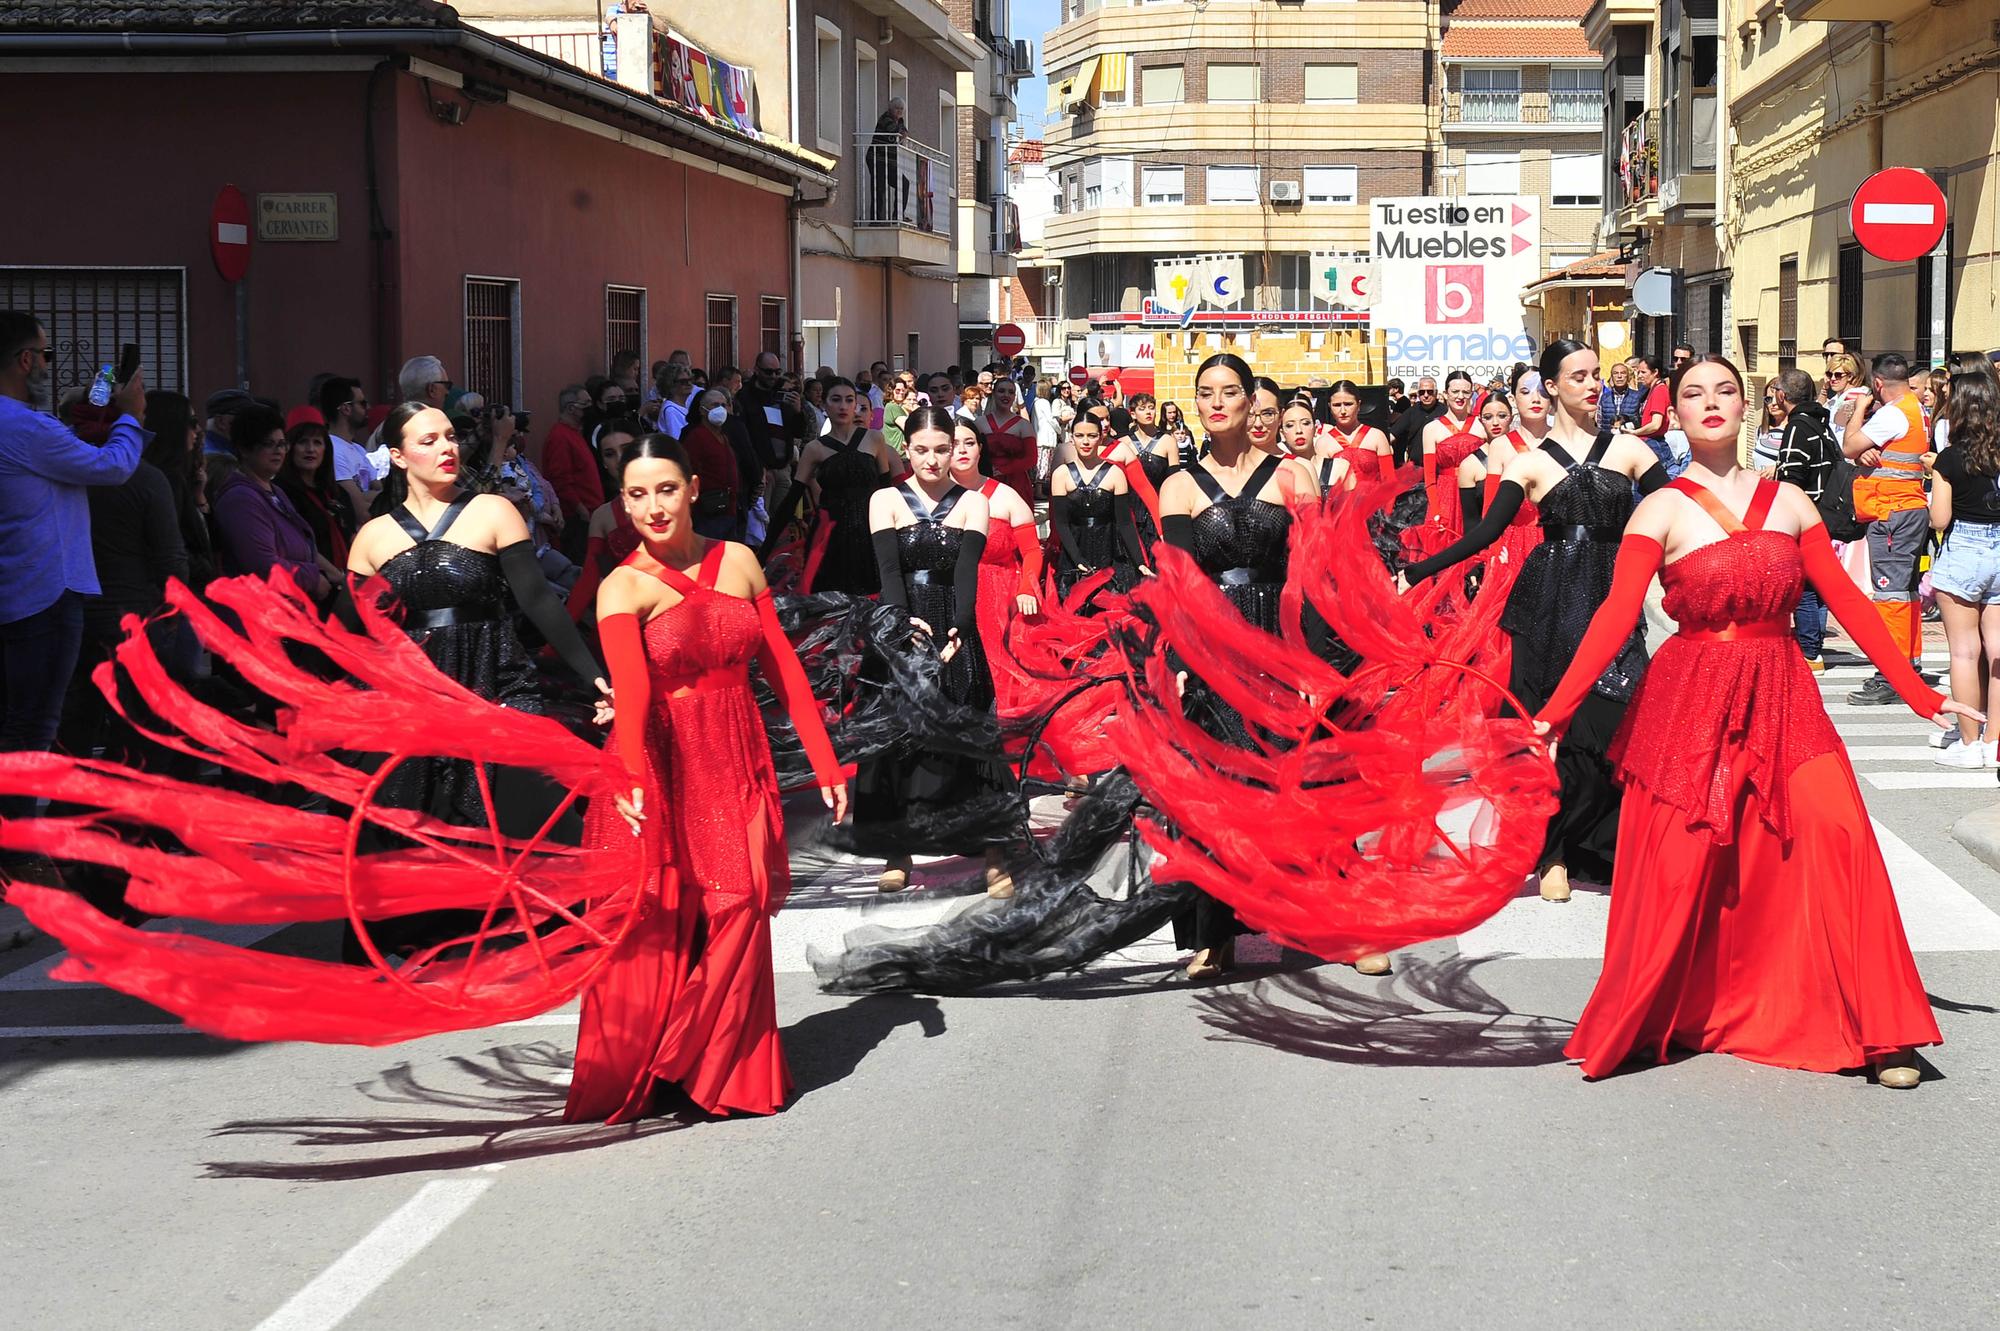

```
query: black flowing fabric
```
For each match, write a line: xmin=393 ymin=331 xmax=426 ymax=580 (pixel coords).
xmin=811 ymin=771 xmax=1194 ymax=992
xmin=811 ymin=430 xmax=886 ymax=595
xmin=849 ymin=489 xmax=1020 ymax=857
xmin=1497 ymin=434 xmax=1645 ymax=878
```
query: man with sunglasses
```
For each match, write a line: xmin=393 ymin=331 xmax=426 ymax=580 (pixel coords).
xmin=738 ymin=351 xmax=808 ymax=522
xmin=0 ymin=311 xmax=147 ymax=841
xmin=1389 ymin=375 xmax=1443 ymax=467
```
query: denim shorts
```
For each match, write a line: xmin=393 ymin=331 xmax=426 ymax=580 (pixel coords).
xmin=1931 ymin=519 xmax=2000 ymax=603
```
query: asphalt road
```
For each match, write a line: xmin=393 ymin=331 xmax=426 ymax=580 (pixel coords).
xmin=4 ymin=647 xmax=1999 ymax=1331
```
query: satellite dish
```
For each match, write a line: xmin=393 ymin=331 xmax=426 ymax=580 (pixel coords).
xmin=1632 ymin=268 xmax=1676 ymax=317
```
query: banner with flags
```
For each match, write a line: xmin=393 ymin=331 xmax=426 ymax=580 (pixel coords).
xmin=662 ymin=31 xmax=762 ymax=139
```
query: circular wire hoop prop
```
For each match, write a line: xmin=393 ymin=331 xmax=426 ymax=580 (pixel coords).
xmin=341 ymin=752 xmax=646 ymax=1012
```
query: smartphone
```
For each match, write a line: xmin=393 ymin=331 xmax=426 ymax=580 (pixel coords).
xmin=116 ymin=343 xmax=141 ymax=386
xmin=514 ymin=410 xmax=531 ymax=431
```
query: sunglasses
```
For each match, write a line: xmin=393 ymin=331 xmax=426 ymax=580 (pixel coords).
xmin=1416 ymin=388 xmax=1438 ymax=397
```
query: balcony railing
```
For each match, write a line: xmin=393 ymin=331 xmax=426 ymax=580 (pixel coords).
xmin=510 ymin=30 xmax=605 ymax=77
xmin=1031 ymin=318 xmax=1064 ymax=349
xmin=1618 ymin=110 xmax=1660 ymax=208
xmin=855 ymin=135 xmax=954 ymax=237
xmin=1446 ymin=90 xmax=1605 ymax=126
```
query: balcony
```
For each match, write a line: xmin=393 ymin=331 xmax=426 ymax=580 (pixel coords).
xmin=956 ymin=198 xmax=1020 ymax=278
xmin=854 ymin=135 xmax=955 ymax=269
xmin=1783 ymin=0 xmax=1930 ymax=19
xmin=1616 ymin=110 xmax=1660 ymax=214
xmin=1030 ymin=318 xmax=1065 ymax=351
xmin=501 ymin=29 xmax=605 ymax=77
xmin=1445 ymin=90 xmax=1605 ymax=130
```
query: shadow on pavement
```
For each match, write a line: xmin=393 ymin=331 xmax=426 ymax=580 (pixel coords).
xmin=202 ymin=1041 xmax=691 ymax=1181
xmin=1192 ymin=954 xmax=1575 ymax=1068
xmin=785 ymin=993 xmax=947 ymax=1096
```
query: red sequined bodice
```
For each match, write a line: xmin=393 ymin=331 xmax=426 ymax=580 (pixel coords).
xmin=979 ymin=479 xmax=1023 ymax=568
xmin=1610 ymin=531 xmax=1840 ymax=842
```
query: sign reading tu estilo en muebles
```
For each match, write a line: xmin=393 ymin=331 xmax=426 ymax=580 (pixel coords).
xmin=1370 ymin=196 xmax=1541 ymax=384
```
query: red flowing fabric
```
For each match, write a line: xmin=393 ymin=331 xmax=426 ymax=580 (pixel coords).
xmin=1403 ymin=431 xmax=1487 ymax=563
xmin=1034 ymin=477 xmax=1558 ymax=961
xmin=0 ymin=574 xmax=643 ymax=1045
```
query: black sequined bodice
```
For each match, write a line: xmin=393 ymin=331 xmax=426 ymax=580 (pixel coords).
xmin=379 ymin=542 xmax=507 ymax=618
xmin=1536 ymin=460 xmax=1637 ymax=531
xmin=1070 ymin=483 xmax=1114 ymax=525
xmin=811 ymin=432 xmax=884 ymax=595
xmin=895 ymin=519 xmax=967 ymax=575
xmin=817 ymin=442 xmax=883 ymax=520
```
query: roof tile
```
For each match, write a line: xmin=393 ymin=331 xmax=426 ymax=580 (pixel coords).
xmin=0 ymin=1 xmax=455 ymax=32
xmin=1441 ymin=28 xmax=1600 ymax=59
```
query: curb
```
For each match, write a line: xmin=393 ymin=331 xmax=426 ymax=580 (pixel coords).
xmin=1951 ymin=803 xmax=2000 ymax=875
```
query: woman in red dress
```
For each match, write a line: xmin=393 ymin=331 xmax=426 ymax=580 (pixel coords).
xmin=949 ymin=419 xmax=1046 ymax=784
xmin=1317 ymin=380 xmax=1392 ymax=488
xmin=566 ymin=434 xmax=848 ymax=1122
xmin=564 ymin=418 xmax=643 ymax=622
xmin=980 ymin=377 xmax=1040 ymax=506
xmin=1534 ymin=357 xmax=1969 ymax=1088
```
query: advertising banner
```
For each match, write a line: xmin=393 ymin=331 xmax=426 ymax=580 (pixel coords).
xmin=663 ymin=31 xmax=761 ymax=139
xmin=1370 ymin=197 xmax=1540 ymax=384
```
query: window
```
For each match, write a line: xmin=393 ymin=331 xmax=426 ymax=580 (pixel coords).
xmin=1549 ymin=66 xmax=1600 ymax=123
xmin=1081 ymin=157 xmax=1132 ymax=209
xmin=705 ymin=294 xmax=737 ymax=375
xmin=888 ymin=60 xmax=909 ymax=116
xmin=1141 ymin=165 xmax=1185 ymax=206
xmin=0 ymin=266 xmax=186 ymax=395
xmin=1099 ymin=53 xmax=1130 ymax=107
xmin=1464 ymin=150 xmax=1521 ymax=196
xmin=1837 ymin=241 xmax=1863 ymax=350
xmin=1460 ymin=66 xmax=1520 ymax=122
xmin=760 ymin=297 xmax=786 ymax=360
xmin=1738 ymin=323 xmax=1758 ymax=371
xmin=605 ymin=285 xmax=645 ymax=373
xmin=814 ymin=20 xmax=841 ymax=153
xmin=938 ymin=92 xmax=957 ymax=211
xmin=1550 ymin=153 xmax=1602 ymax=207
xmin=1549 ymin=67 xmax=1592 ymax=91
xmin=1088 ymin=255 xmax=1123 ymax=313
xmin=1140 ymin=64 xmax=1184 ymax=105
xmin=1778 ymin=256 xmax=1798 ymax=371
xmin=1303 ymin=165 xmax=1357 ymax=205
xmin=464 ymin=276 xmax=521 ymax=407
xmin=1207 ymin=64 xmax=1261 ymax=104
xmin=1273 ymin=254 xmax=1313 ymax=309
xmin=1207 ymin=166 xmax=1260 ymax=205
xmin=856 ymin=42 xmax=877 ymax=142
xmin=1067 ymin=171 xmax=1082 ymax=213
xmin=1303 ymin=63 xmax=1358 ymax=105
xmin=1706 ymin=282 xmax=1725 ymax=355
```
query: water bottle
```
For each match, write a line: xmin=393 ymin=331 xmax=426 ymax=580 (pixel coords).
xmin=88 ymin=364 xmax=114 ymax=407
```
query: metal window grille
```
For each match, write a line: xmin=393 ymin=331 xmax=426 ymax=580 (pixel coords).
xmin=464 ymin=277 xmax=519 ymax=407
xmin=606 ymin=285 xmax=645 ymax=374
xmin=1707 ymin=283 xmax=1724 ymax=354
xmin=1777 ymin=257 xmax=1798 ymax=372
xmin=760 ymin=297 xmax=786 ymax=359
xmin=1737 ymin=323 xmax=1758 ymax=371
xmin=0 ymin=267 xmax=186 ymax=396
xmin=705 ymin=295 xmax=737 ymax=374
xmin=1915 ymin=253 xmax=1934 ymax=365
xmin=1837 ymin=242 xmax=1863 ymax=349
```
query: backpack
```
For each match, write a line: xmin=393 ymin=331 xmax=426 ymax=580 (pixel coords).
xmin=1784 ymin=406 xmax=1869 ymax=542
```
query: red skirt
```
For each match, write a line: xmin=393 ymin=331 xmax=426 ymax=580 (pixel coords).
xmin=1569 ymin=749 xmax=1940 ymax=1077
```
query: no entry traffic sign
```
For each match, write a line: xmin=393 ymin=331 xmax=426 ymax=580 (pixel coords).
xmin=1850 ymin=169 xmax=1947 ymax=264
xmin=1068 ymin=364 xmax=1090 ymax=388
xmin=210 ymin=184 xmax=251 ymax=282
xmin=993 ymin=323 xmax=1026 ymax=359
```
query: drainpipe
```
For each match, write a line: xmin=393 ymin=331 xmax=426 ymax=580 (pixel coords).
xmin=883 ymin=259 xmax=895 ymax=368
xmin=788 ymin=0 xmax=805 ymax=372
xmin=364 ymin=59 xmax=396 ymax=403
xmin=1865 ymin=24 xmax=1886 ymax=176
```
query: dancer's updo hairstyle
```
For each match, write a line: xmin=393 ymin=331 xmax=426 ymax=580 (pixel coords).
xmin=1536 ymin=338 xmax=1593 ymax=384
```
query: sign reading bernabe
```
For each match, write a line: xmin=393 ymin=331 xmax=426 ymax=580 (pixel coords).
xmin=257 ymin=193 xmax=339 ymax=242
xmin=1371 ymin=196 xmax=1540 ymax=385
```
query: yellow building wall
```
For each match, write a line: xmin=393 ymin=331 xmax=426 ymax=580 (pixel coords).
xmin=1148 ymin=328 xmax=1385 ymax=403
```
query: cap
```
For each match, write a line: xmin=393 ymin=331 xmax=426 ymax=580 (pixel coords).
xmin=285 ymin=405 xmax=326 ymax=431
xmin=204 ymin=388 xmax=257 ymax=417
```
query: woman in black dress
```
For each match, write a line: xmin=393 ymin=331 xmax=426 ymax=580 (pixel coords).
xmin=1050 ymin=412 xmax=1148 ymax=598
xmin=779 ymin=377 xmax=898 ymax=594
xmin=854 ymin=406 xmax=1016 ymax=895
xmin=343 ymin=403 xmax=610 ymax=954
xmin=1102 ymin=391 xmax=1180 ymax=552
xmin=1400 ymin=340 xmax=1668 ymax=902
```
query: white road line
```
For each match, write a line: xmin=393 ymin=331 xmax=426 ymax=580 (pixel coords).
xmin=0 ymin=921 xmax=285 ymax=992
xmin=1873 ymin=818 xmax=2000 ymax=950
xmin=253 ymin=1180 xmax=493 ymax=1331
xmin=0 ymin=1023 xmax=203 ymax=1039
xmin=1832 ymin=722 xmax=1950 ymax=737
xmin=1841 ymin=745 xmax=1961 ymax=762
xmin=1864 ymin=771 xmax=1998 ymax=790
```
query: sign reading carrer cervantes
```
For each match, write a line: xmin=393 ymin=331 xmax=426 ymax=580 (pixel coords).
xmin=257 ymin=193 xmax=339 ymax=243
xmin=1370 ymin=196 xmax=1540 ymax=385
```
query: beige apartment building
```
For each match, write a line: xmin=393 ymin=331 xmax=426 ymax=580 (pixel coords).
xmin=1585 ymin=0 xmax=1726 ymax=361
xmin=1039 ymin=0 xmax=1440 ymax=379
xmin=1724 ymin=0 xmax=2000 ymax=378
xmin=1439 ymin=0 xmax=1605 ymax=276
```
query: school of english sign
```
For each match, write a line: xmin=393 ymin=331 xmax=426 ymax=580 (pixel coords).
xmin=1370 ymin=197 xmax=1540 ymax=384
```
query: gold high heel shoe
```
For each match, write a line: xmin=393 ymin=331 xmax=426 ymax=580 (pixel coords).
xmin=984 ymin=850 xmax=1015 ymax=900
xmin=1352 ymin=952 xmax=1392 ymax=976
xmin=878 ymin=857 xmax=913 ymax=893
xmin=1184 ymin=940 xmax=1234 ymax=980
xmin=1539 ymin=863 xmax=1572 ymax=903
xmin=1876 ymin=1052 xmax=1922 ymax=1089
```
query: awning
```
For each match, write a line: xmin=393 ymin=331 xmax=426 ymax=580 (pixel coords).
xmin=1096 ymin=53 xmax=1127 ymax=102
xmin=1050 ymin=56 xmax=1101 ymax=113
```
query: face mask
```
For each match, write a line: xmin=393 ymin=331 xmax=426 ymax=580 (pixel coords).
xmin=706 ymin=405 xmax=728 ymax=426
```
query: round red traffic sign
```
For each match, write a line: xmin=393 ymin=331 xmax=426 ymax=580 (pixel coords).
xmin=1850 ymin=168 xmax=1947 ymax=264
xmin=1068 ymin=364 xmax=1090 ymax=388
xmin=993 ymin=323 xmax=1027 ymax=359
xmin=210 ymin=184 xmax=251 ymax=283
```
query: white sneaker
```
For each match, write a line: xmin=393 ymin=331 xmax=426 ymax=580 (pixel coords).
xmin=1934 ymin=738 xmax=1992 ymax=769
xmin=1929 ymin=726 xmax=1960 ymax=750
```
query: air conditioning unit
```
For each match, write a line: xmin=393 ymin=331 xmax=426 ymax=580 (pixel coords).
xmin=1011 ymin=39 xmax=1034 ymax=77
xmin=1269 ymin=180 xmax=1302 ymax=204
